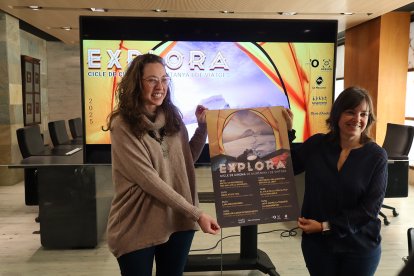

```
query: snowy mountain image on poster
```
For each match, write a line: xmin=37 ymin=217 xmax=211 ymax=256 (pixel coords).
xmin=222 ymin=109 xmax=277 ymax=160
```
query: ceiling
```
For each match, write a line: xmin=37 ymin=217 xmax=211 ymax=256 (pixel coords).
xmin=1 ymin=0 xmax=414 ymax=44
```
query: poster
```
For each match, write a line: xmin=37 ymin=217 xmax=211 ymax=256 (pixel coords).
xmin=206 ymin=106 xmax=299 ymax=227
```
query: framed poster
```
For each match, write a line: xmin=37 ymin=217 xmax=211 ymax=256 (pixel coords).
xmin=21 ymin=56 xmax=41 ymax=125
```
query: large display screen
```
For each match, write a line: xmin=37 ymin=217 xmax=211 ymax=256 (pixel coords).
xmin=80 ymin=17 xmax=337 ymax=163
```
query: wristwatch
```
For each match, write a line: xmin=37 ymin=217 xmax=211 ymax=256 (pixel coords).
xmin=321 ymin=221 xmax=331 ymax=235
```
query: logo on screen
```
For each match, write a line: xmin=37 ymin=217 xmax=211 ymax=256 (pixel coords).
xmin=310 ymin=59 xmax=319 ymax=68
xmin=316 ymin=76 xmax=323 ymax=85
xmin=321 ymin=59 xmax=333 ymax=71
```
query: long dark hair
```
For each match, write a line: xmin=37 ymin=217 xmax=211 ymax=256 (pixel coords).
xmin=326 ymin=86 xmax=376 ymax=144
xmin=105 ymin=54 xmax=181 ymax=138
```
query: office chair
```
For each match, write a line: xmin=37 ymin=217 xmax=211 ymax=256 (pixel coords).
xmin=16 ymin=124 xmax=49 ymax=158
xmin=68 ymin=117 xmax=83 ymax=143
xmin=380 ymin=123 xmax=414 ymax=225
xmin=16 ymin=125 xmax=52 ymax=206
xmin=402 ymin=228 xmax=414 ymax=272
xmin=48 ymin=120 xmax=81 ymax=146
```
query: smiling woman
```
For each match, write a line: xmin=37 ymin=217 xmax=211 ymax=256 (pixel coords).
xmin=103 ymin=53 xmax=220 ymax=276
xmin=284 ymin=86 xmax=388 ymax=276
xmin=140 ymin=63 xmax=169 ymax=113
xmin=327 ymin=86 xmax=376 ymax=145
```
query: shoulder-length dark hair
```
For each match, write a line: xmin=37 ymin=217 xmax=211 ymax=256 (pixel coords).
xmin=105 ymin=53 xmax=181 ymax=138
xmin=326 ymin=86 xmax=376 ymax=144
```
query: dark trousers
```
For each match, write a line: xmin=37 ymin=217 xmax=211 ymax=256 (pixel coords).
xmin=117 ymin=230 xmax=195 ymax=276
xmin=302 ymin=237 xmax=381 ymax=276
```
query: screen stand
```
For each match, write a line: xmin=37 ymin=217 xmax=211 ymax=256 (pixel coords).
xmin=185 ymin=225 xmax=279 ymax=276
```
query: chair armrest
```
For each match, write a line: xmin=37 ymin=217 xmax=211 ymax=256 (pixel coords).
xmin=388 ymin=155 xmax=409 ymax=161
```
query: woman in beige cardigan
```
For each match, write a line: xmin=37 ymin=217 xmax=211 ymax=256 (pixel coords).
xmin=106 ymin=53 xmax=220 ymax=276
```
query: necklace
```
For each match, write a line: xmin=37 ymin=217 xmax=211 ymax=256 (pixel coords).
xmin=148 ymin=127 xmax=169 ymax=158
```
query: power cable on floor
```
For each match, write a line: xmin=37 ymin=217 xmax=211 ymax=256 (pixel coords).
xmin=190 ymin=226 xmax=300 ymax=252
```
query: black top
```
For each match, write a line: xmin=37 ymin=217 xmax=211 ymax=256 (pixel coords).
xmin=290 ymin=132 xmax=388 ymax=252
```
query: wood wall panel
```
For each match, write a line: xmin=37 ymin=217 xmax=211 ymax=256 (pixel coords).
xmin=344 ymin=12 xmax=410 ymax=145
xmin=344 ymin=17 xmax=381 ymax=139
xmin=377 ymin=12 xmax=410 ymax=143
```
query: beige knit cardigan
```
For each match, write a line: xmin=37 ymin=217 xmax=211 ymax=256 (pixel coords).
xmin=106 ymin=112 xmax=207 ymax=258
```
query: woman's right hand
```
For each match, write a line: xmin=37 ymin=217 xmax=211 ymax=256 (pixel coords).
xmin=282 ymin=108 xmax=294 ymax=131
xmin=197 ymin=213 xmax=220 ymax=235
xmin=297 ymin=217 xmax=322 ymax=234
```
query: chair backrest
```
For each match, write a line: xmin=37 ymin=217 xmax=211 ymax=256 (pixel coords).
xmin=68 ymin=117 xmax=83 ymax=139
xmin=382 ymin=123 xmax=414 ymax=157
xmin=16 ymin=125 xmax=45 ymax=158
xmin=48 ymin=120 xmax=70 ymax=146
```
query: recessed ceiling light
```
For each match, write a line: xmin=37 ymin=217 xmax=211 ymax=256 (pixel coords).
xmin=341 ymin=12 xmax=354 ymax=15
xmin=28 ymin=6 xmax=41 ymax=10
xmin=278 ymin=12 xmax=297 ymax=16
xmin=153 ymin=9 xmax=167 ymax=12
xmin=61 ymin=26 xmax=72 ymax=31
xmin=90 ymin=8 xmax=107 ymax=12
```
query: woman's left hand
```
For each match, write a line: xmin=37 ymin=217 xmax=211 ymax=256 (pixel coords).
xmin=195 ymin=105 xmax=208 ymax=125
xmin=298 ymin=217 xmax=323 ymax=234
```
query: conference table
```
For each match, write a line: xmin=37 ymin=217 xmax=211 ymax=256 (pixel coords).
xmin=9 ymin=147 xmax=113 ymax=249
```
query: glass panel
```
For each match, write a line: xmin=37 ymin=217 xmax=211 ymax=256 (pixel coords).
xmin=34 ymin=94 xmax=41 ymax=123
xmin=405 ymin=119 xmax=414 ymax=166
xmin=335 ymin=79 xmax=344 ymax=100
xmin=406 ymin=72 xmax=414 ymax=118
xmin=336 ymin=45 xmax=344 ymax=79
xmin=409 ymin=22 xmax=414 ymax=70
xmin=25 ymin=61 xmax=33 ymax=92
xmin=34 ymin=63 xmax=40 ymax=92
xmin=25 ymin=93 xmax=33 ymax=125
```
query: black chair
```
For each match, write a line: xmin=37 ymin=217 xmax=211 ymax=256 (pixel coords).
xmin=16 ymin=125 xmax=49 ymax=207
xmin=380 ymin=123 xmax=414 ymax=225
xmin=16 ymin=124 xmax=49 ymax=158
xmin=48 ymin=120 xmax=81 ymax=146
xmin=401 ymin=228 xmax=414 ymax=275
xmin=68 ymin=117 xmax=83 ymax=143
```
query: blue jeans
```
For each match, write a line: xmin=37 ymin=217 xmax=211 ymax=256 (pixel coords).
xmin=117 ymin=230 xmax=195 ymax=276
xmin=302 ymin=237 xmax=381 ymax=276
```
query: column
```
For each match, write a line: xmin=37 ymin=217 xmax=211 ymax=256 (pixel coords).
xmin=0 ymin=12 xmax=23 ymax=185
